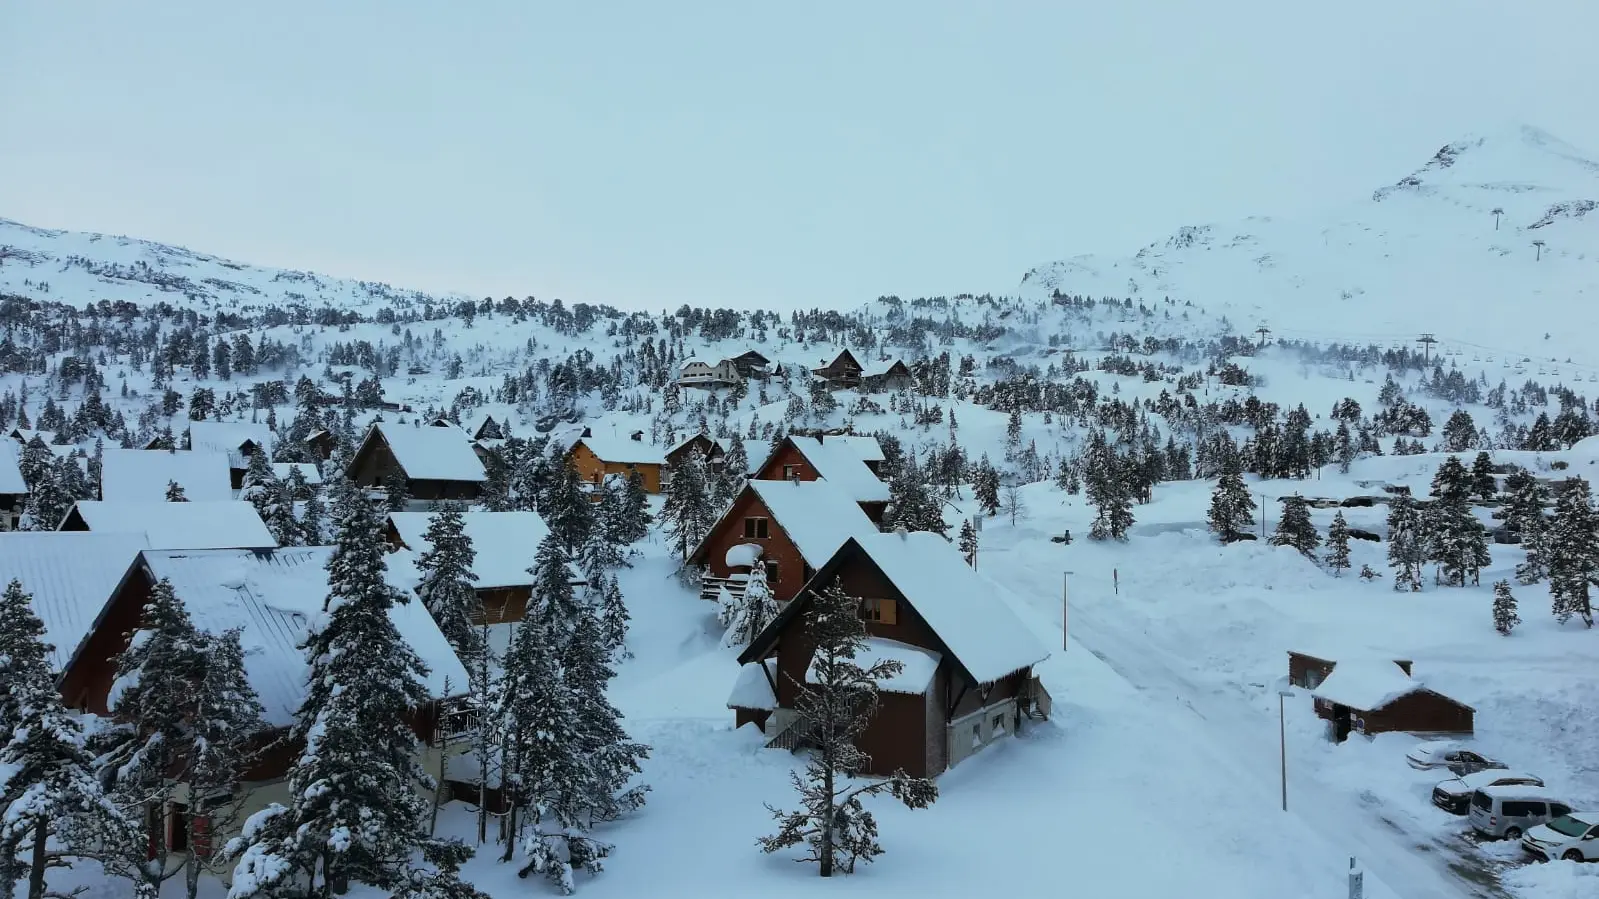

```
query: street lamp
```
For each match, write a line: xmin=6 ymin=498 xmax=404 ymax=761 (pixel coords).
xmin=1274 ymin=676 xmax=1294 ymax=811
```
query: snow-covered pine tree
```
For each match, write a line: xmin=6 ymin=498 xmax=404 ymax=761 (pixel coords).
xmin=1491 ymin=580 xmax=1520 ymax=635
xmin=528 ymin=535 xmax=584 ymax=651
xmin=1503 ymin=466 xmax=1550 ymax=543
xmin=1470 ymin=452 xmax=1498 ymax=502
xmin=415 ymin=505 xmax=487 ymax=666
xmin=1324 ymin=511 xmax=1352 ymax=576
xmin=1428 ymin=456 xmax=1490 ymax=587
xmin=883 ymin=455 xmax=948 ymax=536
xmin=0 ymin=579 xmax=146 ymax=899
xmin=179 ymin=629 xmax=265 ymax=899
xmin=972 ymin=456 xmax=1000 ymax=517
xmin=1270 ymin=495 xmax=1320 ymax=559
xmin=98 ymin=577 xmax=209 ymax=893
xmin=20 ymin=459 xmax=73 ymax=530
xmin=606 ymin=469 xmax=653 ymax=548
xmin=598 ymin=574 xmax=631 ymax=660
xmin=758 ymin=582 xmax=937 ymax=876
xmin=1085 ymin=432 xmax=1134 ymax=541
xmin=719 ymin=436 xmax=749 ymax=501
xmin=720 ymin=563 xmax=778 ymax=648
xmin=383 ymin=466 xmax=412 ymax=512
xmin=661 ymin=447 xmax=714 ymax=559
xmin=240 ymin=451 xmax=278 ymax=519
xmin=579 ymin=503 xmax=626 ymax=579
xmin=165 ymin=479 xmax=188 ymax=502
xmin=227 ymin=470 xmax=434 ymax=897
xmin=299 ymin=479 xmax=327 ymax=545
xmin=1546 ymin=477 xmax=1597 ymax=628
xmin=1207 ymin=472 xmax=1255 ymax=543
xmin=560 ymin=606 xmax=649 ymax=826
xmin=958 ymin=519 xmax=978 ymax=567
xmin=1386 ymin=495 xmax=1426 ymax=592
xmin=259 ymin=478 xmax=301 ymax=547
xmin=390 ymin=840 xmax=491 ymax=899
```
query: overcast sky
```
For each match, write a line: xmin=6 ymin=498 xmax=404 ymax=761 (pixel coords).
xmin=3 ymin=2 xmax=1595 ymax=312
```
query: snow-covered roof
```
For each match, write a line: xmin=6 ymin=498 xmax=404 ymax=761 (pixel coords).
xmin=101 ymin=449 xmax=234 ymax=502
xmin=742 ymin=479 xmax=880 ymax=568
xmin=139 ymin=547 xmax=469 ymax=727
xmin=680 ymin=357 xmax=711 ymax=370
xmin=0 ymin=440 xmax=26 ymax=494
xmin=11 ymin=429 xmax=55 ymax=445
xmin=809 ymin=637 xmax=941 ymax=694
xmin=725 ymin=543 xmax=764 ymax=568
xmin=860 ymin=358 xmax=908 ymax=379
xmin=371 ymin=423 xmax=486 ymax=482
xmin=575 ymin=434 xmax=667 ymax=465
xmin=727 ymin=659 xmax=777 ymax=710
xmin=66 ymin=501 xmax=277 ymax=550
xmin=786 ymin=436 xmax=891 ymax=503
xmin=387 ymin=510 xmax=552 ymax=589
xmin=0 ymin=532 xmax=148 ymax=670
xmin=272 ymin=462 xmax=323 ymax=485
xmin=1311 ymin=658 xmax=1427 ymax=711
xmin=828 ymin=435 xmax=885 ymax=464
xmin=667 ymin=433 xmax=724 ymax=459
xmin=846 ymin=531 xmax=1051 ymax=685
xmin=187 ymin=421 xmax=273 ymax=469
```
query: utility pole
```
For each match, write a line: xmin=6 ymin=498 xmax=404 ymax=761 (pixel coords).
xmin=1255 ymin=325 xmax=1272 ymax=348
xmin=1416 ymin=333 xmax=1437 ymax=363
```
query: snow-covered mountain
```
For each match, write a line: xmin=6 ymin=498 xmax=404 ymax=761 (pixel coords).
xmin=1022 ymin=125 xmax=1599 ymax=366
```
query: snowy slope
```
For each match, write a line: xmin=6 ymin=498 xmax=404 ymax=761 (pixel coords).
xmin=1022 ymin=126 xmax=1599 ymax=365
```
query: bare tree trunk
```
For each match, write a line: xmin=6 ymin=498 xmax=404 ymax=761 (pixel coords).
xmin=819 ymin=761 xmax=834 ymax=877
xmin=27 ymin=819 xmax=48 ymax=899
xmin=500 ymin=801 xmax=518 ymax=863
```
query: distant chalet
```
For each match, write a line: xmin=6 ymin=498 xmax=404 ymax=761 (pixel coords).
xmin=567 ymin=433 xmax=667 ymax=494
xmin=752 ymin=434 xmax=890 ymax=521
xmin=347 ymin=422 xmax=486 ymax=506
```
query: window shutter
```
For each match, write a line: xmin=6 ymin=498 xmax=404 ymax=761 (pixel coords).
xmin=192 ymin=815 xmax=212 ymax=860
xmin=880 ymin=599 xmax=898 ymax=625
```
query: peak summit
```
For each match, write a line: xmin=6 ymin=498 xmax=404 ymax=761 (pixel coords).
xmin=1374 ymin=124 xmax=1599 ymax=201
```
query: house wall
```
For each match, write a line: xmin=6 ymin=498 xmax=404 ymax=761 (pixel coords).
xmin=348 ymin=433 xmax=401 ymax=488
xmin=859 ymin=691 xmax=929 ymax=777
xmin=475 ymin=586 xmax=532 ymax=625
xmin=734 ymin=708 xmax=771 ymax=731
xmin=752 ymin=442 xmax=815 ymax=484
xmin=698 ymin=490 xmax=810 ymax=603
xmin=1287 ymin=653 xmax=1336 ymax=689
xmin=407 ymin=478 xmax=482 ymax=502
xmin=1361 ymin=691 xmax=1475 ymax=736
xmin=60 ymin=566 xmax=151 ymax=713
xmin=569 ymin=444 xmax=662 ymax=494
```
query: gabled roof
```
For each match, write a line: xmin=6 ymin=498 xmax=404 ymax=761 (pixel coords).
xmin=133 ymin=547 xmax=469 ymax=727
xmin=65 ymin=501 xmax=277 ymax=550
xmin=1311 ymin=658 xmax=1449 ymax=712
xmin=364 ymin=423 xmax=486 ymax=483
xmin=860 ymin=358 xmax=910 ymax=379
xmin=827 ymin=434 xmax=885 ymax=464
xmin=0 ymin=532 xmax=149 ymax=671
xmin=814 ymin=348 xmax=862 ymax=372
xmin=187 ymin=421 xmax=273 ymax=468
xmin=741 ymin=531 xmax=1051 ymax=687
xmin=783 ymin=436 xmax=891 ymax=503
xmin=691 ymin=479 xmax=878 ymax=570
xmin=667 ymin=433 xmax=724 ymax=461
xmin=101 ymin=449 xmax=234 ymax=502
xmin=730 ymin=348 xmax=771 ymax=365
xmin=10 ymin=428 xmax=55 ymax=445
xmin=574 ymin=434 xmax=667 ymax=466
xmin=0 ymin=439 xmax=27 ymax=494
xmin=387 ymin=510 xmax=553 ymax=589
xmin=272 ymin=462 xmax=323 ymax=485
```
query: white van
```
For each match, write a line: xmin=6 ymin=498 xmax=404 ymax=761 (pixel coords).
xmin=1468 ymin=785 xmax=1574 ymax=840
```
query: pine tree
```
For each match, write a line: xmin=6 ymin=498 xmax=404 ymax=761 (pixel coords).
xmin=1470 ymin=452 xmax=1498 ymax=502
xmin=1085 ymin=432 xmax=1134 ymax=541
xmin=661 ymin=448 xmax=714 ymax=558
xmin=415 ymin=506 xmax=487 ymax=666
xmin=1207 ymin=472 xmax=1255 ymax=543
xmin=227 ymin=471 xmax=434 ymax=897
xmin=972 ymin=457 xmax=1000 ymax=517
xmin=182 ymin=629 xmax=265 ymax=899
xmin=758 ymin=583 xmax=937 ymax=876
xmin=883 ymin=455 xmax=947 ymax=536
xmin=720 ymin=564 xmax=778 ymax=648
xmin=1270 ymin=495 xmax=1320 ymax=559
xmin=165 ymin=479 xmax=188 ymax=502
xmin=1324 ymin=511 xmax=1352 ymax=576
xmin=541 ymin=453 xmax=595 ymax=554
xmin=97 ymin=577 xmax=209 ymax=893
xmin=1387 ymin=495 xmax=1426 ymax=591
xmin=958 ymin=519 xmax=978 ymax=568
xmin=1503 ymin=466 xmax=1550 ymax=543
xmin=528 ymin=535 xmax=583 ymax=650
xmin=1491 ymin=580 xmax=1520 ymax=635
xmin=20 ymin=459 xmax=73 ymax=530
xmin=717 ymin=436 xmax=749 ymax=506
xmin=598 ymin=574 xmax=631 ymax=660
xmin=0 ymin=579 xmax=145 ymax=899
xmin=607 ymin=469 xmax=653 ymax=547
xmin=240 ymin=451 xmax=278 ymax=519
xmin=391 ymin=840 xmax=492 ymax=899
xmin=1428 ymin=456 xmax=1491 ymax=587
xmin=560 ymin=606 xmax=649 ymax=826
xmin=299 ymin=479 xmax=327 ymax=545
xmin=383 ymin=466 xmax=411 ymax=512
xmin=1546 ymin=477 xmax=1597 ymax=628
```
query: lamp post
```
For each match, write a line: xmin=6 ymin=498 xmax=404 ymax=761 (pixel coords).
xmin=1274 ymin=676 xmax=1294 ymax=811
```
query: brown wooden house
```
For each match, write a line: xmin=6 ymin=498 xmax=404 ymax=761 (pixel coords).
xmin=729 ymin=349 xmax=772 ymax=378
xmin=386 ymin=510 xmax=583 ymax=626
xmin=752 ymin=435 xmax=890 ymax=521
xmin=666 ymin=433 xmax=725 ymax=472
xmin=347 ymin=422 xmax=487 ymax=504
xmin=1287 ymin=649 xmax=1412 ymax=690
xmin=305 ymin=428 xmax=336 ymax=461
xmin=812 ymin=349 xmax=864 ymax=388
xmin=567 ymin=434 xmax=666 ymax=494
xmin=57 ymin=547 xmax=472 ymax=868
xmin=1309 ymin=658 xmax=1473 ymax=742
xmin=687 ymin=478 xmax=879 ymax=602
xmin=734 ymin=531 xmax=1052 ymax=778
xmin=860 ymin=358 xmax=913 ymax=392
xmin=185 ymin=421 xmax=273 ymax=489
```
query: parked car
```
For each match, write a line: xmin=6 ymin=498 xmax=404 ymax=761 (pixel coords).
xmin=1432 ymin=770 xmax=1544 ymax=815
xmin=1521 ymin=811 xmax=1599 ymax=862
xmin=1468 ymin=785 xmax=1575 ymax=840
xmin=1406 ymin=741 xmax=1507 ymax=776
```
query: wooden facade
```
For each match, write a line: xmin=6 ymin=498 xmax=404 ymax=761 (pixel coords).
xmin=347 ymin=428 xmax=482 ymax=502
xmin=740 ymin=539 xmax=1042 ymax=778
xmin=666 ymin=434 xmax=725 ymax=471
xmin=812 ymin=349 xmax=863 ymax=388
xmin=567 ymin=441 xmax=663 ymax=494
xmin=305 ymin=429 xmax=335 ymax=461
xmin=729 ymin=350 xmax=771 ymax=378
xmin=861 ymin=360 xmax=913 ymax=392
xmin=689 ymin=486 xmax=813 ymax=602
xmin=1314 ymin=688 xmax=1474 ymax=742
xmin=751 ymin=436 xmax=887 ymax=522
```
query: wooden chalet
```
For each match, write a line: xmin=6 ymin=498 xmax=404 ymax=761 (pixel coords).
xmin=729 ymin=349 xmax=771 ymax=378
xmin=304 ymin=428 xmax=336 ymax=461
xmin=347 ymin=422 xmax=487 ymax=505
xmin=386 ymin=510 xmax=583 ymax=626
xmin=812 ymin=349 xmax=864 ymax=388
xmin=860 ymin=358 xmax=913 ymax=392
xmin=666 ymin=433 xmax=726 ymax=472
xmin=185 ymin=421 xmax=273 ymax=489
xmin=1286 ymin=649 xmax=1412 ymax=690
xmin=678 ymin=357 xmax=741 ymax=389
xmin=568 ymin=434 xmax=667 ymax=494
xmin=753 ymin=434 xmax=890 ymax=521
xmin=57 ymin=547 xmax=471 ymax=870
xmin=1309 ymin=658 xmax=1473 ymax=742
xmin=734 ymin=531 xmax=1052 ymax=778
xmin=687 ymin=478 xmax=879 ymax=603
xmin=0 ymin=532 xmax=150 ymax=674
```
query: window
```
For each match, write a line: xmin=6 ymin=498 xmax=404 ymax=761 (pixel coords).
xmin=783 ymin=464 xmax=802 ymax=480
xmin=861 ymin=598 xmax=898 ymax=625
xmin=744 ymin=517 xmax=769 ymax=539
xmin=970 ymin=722 xmax=982 ymax=749
xmin=168 ymin=802 xmax=190 ymax=853
xmin=992 ymin=713 xmax=1006 ymax=735
xmin=1502 ymin=801 xmax=1540 ymax=817
xmin=764 ymin=560 xmax=779 ymax=584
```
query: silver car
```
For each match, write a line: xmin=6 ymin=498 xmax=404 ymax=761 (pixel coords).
xmin=1468 ymin=785 xmax=1574 ymax=840
xmin=1432 ymin=770 xmax=1543 ymax=815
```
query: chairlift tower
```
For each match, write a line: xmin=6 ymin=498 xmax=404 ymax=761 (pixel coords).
xmin=1416 ymin=333 xmax=1438 ymax=363
xmin=1255 ymin=325 xmax=1272 ymax=348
